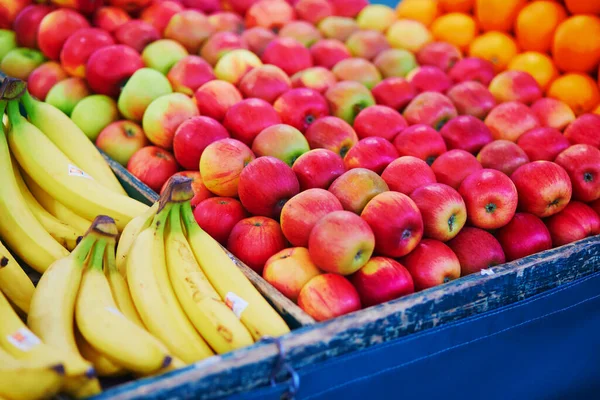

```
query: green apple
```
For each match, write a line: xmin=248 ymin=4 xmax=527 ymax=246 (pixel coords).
xmin=118 ymin=68 xmax=173 ymax=122
xmin=0 ymin=30 xmax=17 ymax=62
xmin=141 ymin=39 xmax=188 ymax=75
xmin=44 ymin=77 xmax=90 ymax=116
xmin=325 ymin=81 xmax=375 ymax=124
xmin=71 ymin=95 xmax=119 ymax=141
xmin=0 ymin=47 xmax=45 ymax=80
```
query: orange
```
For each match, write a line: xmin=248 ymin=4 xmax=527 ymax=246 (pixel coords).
xmin=553 ymin=16 xmax=600 ymax=73
xmin=438 ymin=0 xmax=474 ymax=13
xmin=469 ymin=31 xmax=519 ymax=73
xmin=431 ymin=13 xmax=478 ymax=52
xmin=396 ymin=0 xmax=440 ymax=27
xmin=475 ymin=0 xmax=526 ymax=32
xmin=508 ymin=52 xmax=558 ymax=91
xmin=565 ymin=0 xmax=600 ymax=15
xmin=548 ymin=73 xmax=600 ymax=116
xmin=515 ymin=1 xmax=567 ymax=53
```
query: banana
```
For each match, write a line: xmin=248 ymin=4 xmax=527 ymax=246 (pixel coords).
xmin=115 ymin=202 xmax=158 ymax=277
xmin=0 ymin=100 xmax=69 ymax=273
xmin=75 ymin=329 xmax=124 ymax=378
xmin=166 ymin=204 xmax=254 ymax=354
xmin=0 ymin=239 xmax=34 ymax=315
xmin=127 ymin=204 xmax=214 ymax=363
xmin=76 ymin=235 xmax=173 ymax=375
xmin=6 ymin=101 xmax=149 ymax=231
xmin=181 ymin=202 xmax=290 ymax=339
xmin=21 ymin=91 xmax=127 ymax=196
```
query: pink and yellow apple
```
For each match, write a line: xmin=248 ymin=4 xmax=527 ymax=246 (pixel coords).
xmin=239 ymin=64 xmax=291 ymax=104
xmin=325 ymin=81 xmax=375 ymax=124
xmin=298 ymin=273 xmax=361 ymax=321
xmin=208 ymin=11 xmax=245 ymax=33
xmin=448 ymin=57 xmax=495 ymax=86
xmin=416 ymin=41 xmax=462 ymax=72
xmin=410 ymin=183 xmax=466 ymax=242
xmin=261 ymin=37 xmax=313 ymax=76
xmin=37 ymin=9 xmax=90 ymax=60
xmin=381 ymin=156 xmax=436 ymax=195
xmin=194 ymin=80 xmax=243 ymax=121
xmin=141 ymin=39 xmax=189 ymax=75
xmin=245 ymin=0 xmax=295 ymax=30
xmin=318 ymin=16 xmax=360 ymax=42
xmin=329 ymin=168 xmax=389 ymax=214
xmin=294 ymin=0 xmax=333 ymax=25
xmin=403 ymin=92 xmax=458 ymax=131
xmin=373 ymin=48 xmax=418 ymax=78
xmin=446 ymin=81 xmax=496 ymax=120
xmin=126 ymin=146 xmax=179 ymax=193
xmin=488 ymin=70 xmax=542 ymax=105
xmin=477 ymin=140 xmax=530 ymax=176
xmin=223 ymin=98 xmax=282 ymax=146
xmin=292 ymin=149 xmax=346 ymax=191
xmin=173 ymin=116 xmax=230 ymax=171
xmin=200 ymin=31 xmax=248 ymax=67
xmin=304 ymin=116 xmax=359 ymax=157
xmin=401 ymin=239 xmax=461 ymax=291
xmin=199 ymin=138 xmax=255 ymax=197
xmin=93 ymin=6 xmax=131 ymax=33
xmin=279 ymin=21 xmax=323 ymax=48
xmin=563 ymin=114 xmax=600 ymax=148
xmin=291 ymin=67 xmax=337 ymax=94
xmin=140 ymin=0 xmax=184 ymax=33
xmin=142 ymin=93 xmax=199 ymax=149
xmin=343 ymin=137 xmax=398 ymax=174
xmin=240 ymin=26 xmax=276 ymax=56
xmin=406 ymin=66 xmax=452 ymax=93
xmin=345 ymin=30 xmax=390 ymax=61
xmin=355 ymin=4 xmax=396 ymax=32
xmin=351 ymin=257 xmax=414 ymax=307
xmin=332 ymin=57 xmax=382 ymax=89
xmin=44 ymin=77 xmax=90 ymax=116
xmin=118 ymin=68 xmax=173 ymax=122
xmin=484 ymin=101 xmax=540 ymax=142
xmin=164 ymin=10 xmax=215 ymax=53
xmin=554 ymin=144 xmax=600 ymax=202
xmin=27 ymin=61 xmax=68 ymax=101
xmin=530 ymin=98 xmax=576 ymax=131
xmin=96 ymin=120 xmax=149 ymax=167
xmin=166 ymin=55 xmax=215 ymax=96
xmin=214 ymin=48 xmax=263 ymax=86
xmin=251 ymin=124 xmax=310 ymax=166
xmin=263 ymin=247 xmax=322 ymax=302
xmin=309 ymin=38 xmax=351 ymax=69
xmin=60 ymin=28 xmax=115 ymax=78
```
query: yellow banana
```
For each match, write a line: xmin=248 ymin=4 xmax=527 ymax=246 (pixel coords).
xmin=75 ymin=330 xmax=124 ymax=378
xmin=62 ymin=377 xmax=102 ymax=399
xmin=0 ymin=239 xmax=34 ymax=315
xmin=21 ymin=91 xmax=127 ymax=196
xmin=115 ymin=202 xmax=158 ymax=277
xmin=166 ymin=204 xmax=254 ymax=354
xmin=127 ymin=204 xmax=214 ymax=363
xmin=6 ymin=101 xmax=148 ymax=231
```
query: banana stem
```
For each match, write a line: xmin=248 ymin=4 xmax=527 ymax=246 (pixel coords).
xmin=0 ymin=77 xmax=26 ymax=101
xmin=87 ymin=240 xmax=107 ymax=272
xmin=6 ymin=100 xmax=21 ymax=126
xmin=72 ymin=235 xmax=98 ymax=266
xmin=0 ymin=100 xmax=6 ymax=119
xmin=104 ymin=242 xmax=119 ymax=273
xmin=180 ymin=202 xmax=197 ymax=233
xmin=168 ymin=204 xmax=182 ymax=234
xmin=158 ymin=176 xmax=194 ymax=212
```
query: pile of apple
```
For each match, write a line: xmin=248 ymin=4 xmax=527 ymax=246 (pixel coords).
xmin=3 ymin=0 xmax=600 ymax=322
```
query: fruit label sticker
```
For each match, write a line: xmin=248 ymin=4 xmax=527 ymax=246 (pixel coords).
xmin=7 ymin=327 xmax=41 ymax=351
xmin=68 ymin=164 xmax=93 ymax=180
xmin=105 ymin=306 xmax=126 ymax=318
xmin=225 ymin=292 xmax=249 ymax=319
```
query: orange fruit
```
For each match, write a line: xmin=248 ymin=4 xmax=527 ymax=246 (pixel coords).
xmin=593 ymin=104 xmax=600 ymax=115
xmin=565 ymin=0 xmax=600 ymax=15
xmin=396 ymin=0 xmax=440 ymax=27
xmin=553 ymin=15 xmax=600 ymax=73
xmin=438 ymin=0 xmax=474 ymax=13
xmin=508 ymin=52 xmax=558 ymax=91
xmin=515 ymin=1 xmax=567 ymax=53
xmin=475 ymin=0 xmax=526 ymax=32
xmin=469 ymin=31 xmax=519 ymax=73
xmin=548 ymin=73 xmax=600 ymax=116
xmin=430 ymin=13 xmax=478 ymax=52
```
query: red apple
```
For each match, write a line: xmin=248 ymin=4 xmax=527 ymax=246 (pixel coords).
xmin=495 ymin=213 xmax=552 ymax=261
xmin=27 ymin=61 xmax=68 ymax=101
xmin=93 ymin=6 xmax=131 ymax=33
xmin=280 ymin=188 xmax=343 ymax=247
xmin=331 ymin=57 xmax=382 ymax=90
xmin=381 ymin=156 xmax=436 ymax=195
xmin=261 ymin=37 xmax=313 ymax=76
xmin=373 ymin=48 xmax=418 ymax=80
xmin=240 ymin=27 xmax=276 ymax=56
xmin=298 ymin=273 xmax=361 ymax=321
xmin=448 ymin=57 xmax=495 ymax=86
xmin=353 ymin=105 xmax=407 ymax=141
xmin=554 ymin=144 xmax=600 ymax=202
xmin=200 ymin=138 xmax=255 ymax=197
xmin=238 ymin=64 xmax=290 ymax=104
xmin=343 ymin=137 xmax=398 ymax=174
xmin=325 ymin=80 xmax=376 ymax=124
xmin=226 ymin=0 xmax=260 ymax=15
xmin=245 ymin=0 xmax=295 ymax=31
xmin=430 ymin=149 xmax=482 ymax=190
xmin=223 ymin=98 xmax=282 ymax=146
xmin=403 ymin=92 xmax=458 ymax=131
xmin=86 ymin=45 xmax=144 ymax=97
xmin=200 ymin=31 xmax=248 ymax=67
xmin=545 ymin=201 xmax=600 ymax=247
xmin=439 ymin=115 xmax=493 ymax=154
xmin=329 ymin=168 xmax=389 ymax=214
xmin=273 ymin=88 xmax=329 ymax=133
xmin=488 ymin=70 xmax=542 ymax=105
xmin=447 ymin=227 xmax=506 ymax=276
xmin=530 ymin=97 xmax=576 ymax=132
xmin=208 ymin=12 xmax=245 ymax=33
xmin=37 ymin=9 xmax=90 ymax=60
xmin=140 ymin=0 xmax=184 ymax=33
xmin=446 ymin=80 xmax=496 ymax=120
xmin=227 ymin=216 xmax=287 ymax=274
xmin=309 ymin=38 xmax=351 ymax=69
xmin=308 ymin=210 xmax=375 ymax=275
xmin=511 ymin=161 xmax=573 ymax=218
xmin=161 ymin=170 xmax=213 ymax=208
xmin=60 ymin=28 xmax=115 ymax=78
xmin=292 ymin=149 xmax=346 ymax=191
xmin=371 ymin=77 xmax=416 ymax=112
xmin=166 ymin=55 xmax=215 ymax=96
xmin=361 ymin=191 xmax=423 ymax=258
xmin=114 ymin=20 xmax=160 ymax=53
xmin=13 ymin=4 xmax=53 ymax=49
xmin=294 ymin=0 xmax=333 ymax=25
xmin=304 ymin=116 xmax=359 ymax=158
xmin=516 ymin=127 xmax=570 ymax=162
xmin=96 ymin=120 xmax=149 ymax=167
xmin=345 ymin=30 xmax=390 ymax=61
xmin=350 ymin=257 xmax=414 ymax=307
xmin=291 ymin=66 xmax=337 ymax=94
xmin=173 ymin=116 xmax=230 ymax=171
xmin=406 ymin=66 xmax=452 ymax=94
xmin=459 ymin=169 xmax=518 ymax=230
xmin=164 ymin=10 xmax=215 ymax=53
xmin=416 ymin=41 xmax=462 ymax=72
xmin=410 ymin=183 xmax=466 ymax=242
xmin=142 ymin=93 xmax=199 ymax=150
xmin=263 ymin=247 xmax=322 ymax=302
xmin=329 ymin=0 xmax=367 ymax=18
xmin=181 ymin=0 xmax=221 ymax=13
xmin=477 ymin=140 xmax=530 ymax=176
xmin=393 ymin=124 xmax=447 ymax=165
xmin=126 ymin=146 xmax=179 ymax=193
xmin=401 ymin=239 xmax=461 ymax=291
xmin=484 ymin=101 xmax=541 ymax=142
xmin=194 ymin=80 xmax=243 ymax=122
xmin=251 ymin=124 xmax=310 ymax=166
xmin=193 ymin=197 xmax=247 ymax=245
xmin=109 ymin=0 xmax=151 ymax=12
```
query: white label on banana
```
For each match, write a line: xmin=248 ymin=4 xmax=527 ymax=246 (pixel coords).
xmin=68 ymin=164 xmax=93 ymax=180
xmin=105 ymin=306 xmax=126 ymax=318
xmin=225 ymin=292 xmax=249 ymax=319
xmin=7 ymin=328 xmax=41 ymax=351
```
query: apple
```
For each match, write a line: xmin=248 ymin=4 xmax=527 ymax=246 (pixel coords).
xmin=141 ymin=39 xmax=189 ymax=75
xmin=200 ymin=31 xmax=248 ymax=67
xmin=406 ymin=66 xmax=452 ymax=94
xmin=114 ymin=20 xmax=160 ymax=53
xmin=343 ymin=137 xmax=398 ymax=174
xmin=488 ymin=70 xmax=542 ymax=105
xmin=108 ymin=0 xmax=150 ymax=12
xmin=484 ymin=101 xmax=541 ymax=142
xmin=325 ymin=81 xmax=375 ymax=125
xmin=273 ymin=88 xmax=329 ymax=132
xmin=127 ymin=146 xmax=179 ymax=193
xmin=353 ymin=105 xmax=407 ymax=142
xmin=446 ymin=81 xmax=496 ymax=120
xmin=439 ymin=115 xmax=494 ymax=154
xmin=431 ymin=149 xmax=482 ymax=190
xmin=298 ymin=273 xmax=361 ymax=321
xmin=86 ymin=44 xmax=144 ymax=97
xmin=238 ymin=156 xmax=300 ymax=219
xmin=361 ymin=191 xmax=423 ymax=258
xmin=291 ymin=66 xmax=337 ymax=94
xmin=0 ymin=48 xmax=45 ymax=80
xmin=416 ymin=41 xmax=462 ymax=72
xmin=200 ymin=138 xmax=255 ymax=197
xmin=309 ymin=38 xmax=351 ymax=69
xmin=401 ymin=239 xmax=461 ymax=291
xmin=294 ymin=0 xmax=333 ymax=25
xmin=381 ymin=156 xmax=436 ymax=195
xmin=93 ymin=6 xmax=130 ymax=33
xmin=37 ymin=9 xmax=90 ymax=60
xmin=329 ymin=0 xmax=367 ymax=18
xmin=140 ymin=0 xmax=184 ymax=33
xmin=214 ymin=48 xmax=263 ymax=85
xmin=164 ymin=10 xmax=215 ymax=54
xmin=448 ymin=57 xmax=495 ymax=86
xmin=181 ymin=0 xmax=221 ymax=13
xmin=547 ymin=201 xmax=600 ymax=247
xmin=261 ymin=37 xmax=313 ymax=76
xmin=0 ymin=29 xmax=16 ymax=60
xmin=45 ymin=77 xmax=90 ymax=116
xmin=371 ymin=77 xmax=416 ymax=111
xmin=386 ymin=19 xmax=432 ymax=53
xmin=239 ymin=65 xmax=291 ymax=104
xmin=530 ymin=98 xmax=576 ymax=132
xmin=373 ymin=48 xmax=418 ymax=79
xmin=331 ymin=57 xmax=382 ymax=90
xmin=403 ymin=92 xmax=458 ymax=131
xmin=345 ymin=30 xmax=390 ymax=61
xmin=495 ymin=213 xmax=552 ymax=261
xmin=143 ymin=93 xmax=199 ymax=149
xmin=251 ymin=124 xmax=310 ymax=167
xmin=161 ymin=170 xmax=213 ymax=208
xmin=166 ymin=55 xmax=215 ymax=96
xmin=118 ymin=68 xmax=173 ymax=122
xmin=26 ymin=61 xmax=67 ymax=101
xmin=240 ymin=27 xmax=276 ymax=56
xmin=96 ymin=120 xmax=150 ymax=167
xmin=193 ymin=197 xmax=247 ymax=245
xmin=304 ymin=116 xmax=358 ymax=157
xmin=459 ymin=169 xmax=518 ymax=230
xmin=329 ymin=168 xmax=389 ymax=214
xmin=280 ymin=188 xmax=343 ymax=247
xmin=173 ymin=116 xmax=230 ymax=171
xmin=263 ymin=247 xmax=322 ymax=302
xmin=516 ymin=127 xmax=570 ymax=162
xmin=292 ymin=149 xmax=346 ymax=191
xmin=555 ymin=144 xmax=600 ymax=202
xmin=308 ymin=210 xmax=374 ymax=275
xmin=223 ymin=98 xmax=282 ymax=146
xmin=511 ymin=161 xmax=573 ymax=218
xmin=245 ymin=0 xmax=295 ymax=30
xmin=208 ymin=12 xmax=245 ymax=33
xmin=351 ymin=257 xmax=414 ymax=307
xmin=563 ymin=114 xmax=600 ymax=148
xmin=225 ymin=0 xmax=260 ymax=15
xmin=194 ymin=80 xmax=242 ymax=122
xmin=393 ymin=124 xmax=448 ymax=165
xmin=279 ymin=20 xmax=323 ymax=48
xmin=355 ymin=4 xmax=396 ymax=32
xmin=447 ymin=227 xmax=506 ymax=276
xmin=70 ymin=95 xmax=119 ymax=141
xmin=0 ymin=0 xmax=28 ymax=30
xmin=410 ymin=183 xmax=466 ymax=242
xmin=318 ymin=16 xmax=360 ymax=42
xmin=227 ymin=216 xmax=287 ymax=274
xmin=13 ymin=4 xmax=52 ymax=49
xmin=477 ymin=140 xmax=530 ymax=176
xmin=59 ymin=28 xmax=114 ymax=78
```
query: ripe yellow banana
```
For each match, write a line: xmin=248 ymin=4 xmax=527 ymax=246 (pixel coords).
xmin=181 ymin=202 xmax=290 ymax=339
xmin=115 ymin=202 xmax=158 ymax=277
xmin=6 ymin=101 xmax=149 ymax=231
xmin=21 ymin=91 xmax=127 ymax=196
xmin=0 ymin=101 xmax=69 ymax=273
xmin=75 ymin=329 xmax=124 ymax=378
xmin=166 ymin=204 xmax=254 ymax=354
xmin=0 ymin=239 xmax=34 ymax=315
xmin=127 ymin=204 xmax=214 ymax=363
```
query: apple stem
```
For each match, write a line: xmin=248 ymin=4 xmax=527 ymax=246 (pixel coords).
xmin=584 ymin=172 xmax=594 ymax=183
xmin=443 ymin=276 xmax=451 ymax=283
xmin=401 ymin=229 xmax=412 ymax=240
xmin=485 ymin=203 xmax=497 ymax=214
xmin=448 ymin=215 xmax=456 ymax=232
xmin=425 ymin=155 xmax=436 ymax=166
xmin=339 ymin=145 xmax=350 ymax=158
xmin=354 ymin=250 xmax=363 ymax=261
